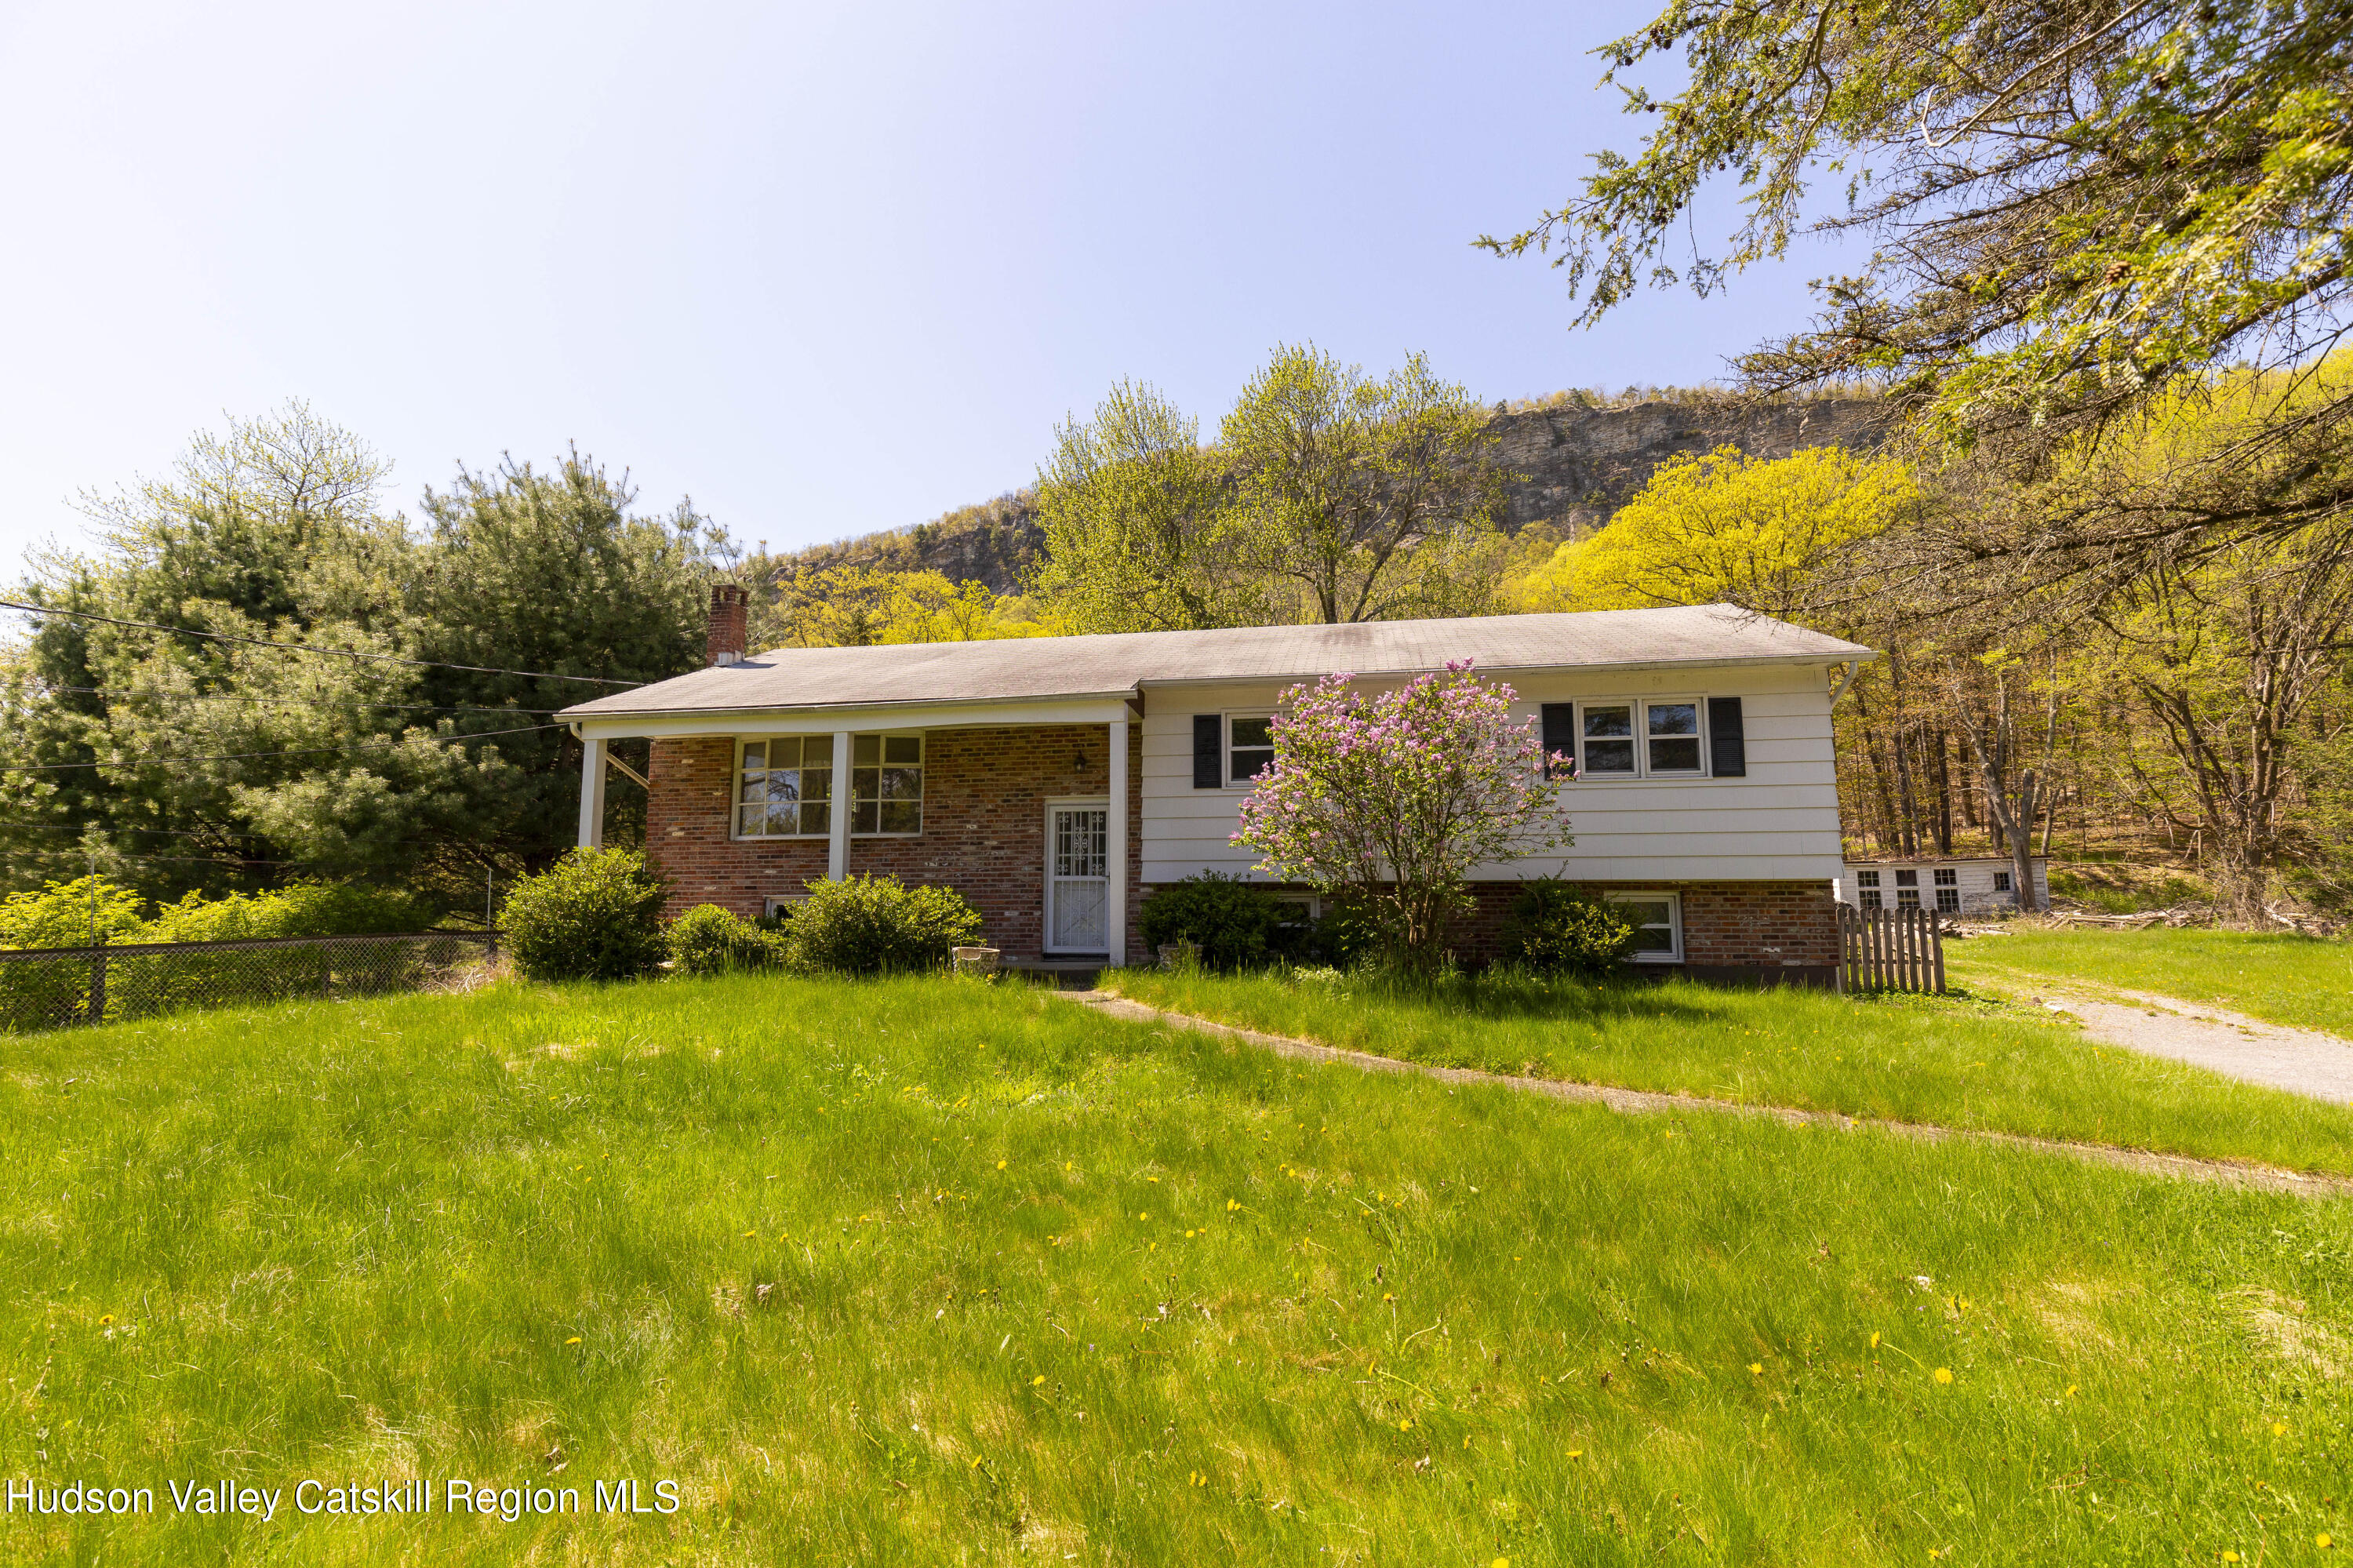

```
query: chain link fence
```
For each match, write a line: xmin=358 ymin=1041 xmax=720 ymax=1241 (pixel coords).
xmin=0 ymin=931 xmax=501 ymax=1034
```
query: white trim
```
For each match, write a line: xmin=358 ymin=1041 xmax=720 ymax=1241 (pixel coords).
xmin=575 ymin=695 xmax=1134 ymax=741
xmin=827 ymin=729 xmax=852 ymax=879
xmin=1043 ymin=795 xmax=1113 ymax=955
xmin=576 ymin=737 xmax=607 ymax=848
xmin=1604 ymin=890 xmax=1683 ymax=962
xmin=1107 ymin=719 xmax=1129 ymax=968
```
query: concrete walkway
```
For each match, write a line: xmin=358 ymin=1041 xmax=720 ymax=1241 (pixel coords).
xmin=1066 ymin=991 xmax=2353 ymax=1201
xmin=1966 ymin=967 xmax=2353 ymax=1105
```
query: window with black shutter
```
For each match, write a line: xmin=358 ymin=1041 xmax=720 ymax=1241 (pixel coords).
xmin=1540 ymin=703 xmax=1577 ymax=778
xmin=1191 ymin=715 xmax=1220 ymax=788
xmin=1707 ymin=696 xmax=1746 ymax=777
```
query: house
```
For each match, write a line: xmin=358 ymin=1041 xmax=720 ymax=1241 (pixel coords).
xmin=558 ymin=591 xmax=1875 ymax=984
xmin=1835 ymin=855 xmax=2049 ymax=916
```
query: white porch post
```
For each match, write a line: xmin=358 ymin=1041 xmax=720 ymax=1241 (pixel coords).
xmin=827 ymin=728 xmax=853 ymax=879
xmin=1107 ymin=716 xmax=1129 ymax=967
xmin=576 ymin=737 xmax=608 ymax=849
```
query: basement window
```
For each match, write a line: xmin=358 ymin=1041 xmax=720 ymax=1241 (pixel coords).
xmin=736 ymin=737 xmax=831 ymax=839
xmin=1605 ymin=891 xmax=1682 ymax=962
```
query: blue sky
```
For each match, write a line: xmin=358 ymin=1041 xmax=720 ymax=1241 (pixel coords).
xmin=0 ymin=0 xmax=1853 ymax=576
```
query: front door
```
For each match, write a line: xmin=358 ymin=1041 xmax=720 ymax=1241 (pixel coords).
xmin=1045 ymin=802 xmax=1110 ymax=953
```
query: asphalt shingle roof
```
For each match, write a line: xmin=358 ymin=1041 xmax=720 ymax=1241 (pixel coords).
xmin=559 ymin=604 xmax=1873 ymax=719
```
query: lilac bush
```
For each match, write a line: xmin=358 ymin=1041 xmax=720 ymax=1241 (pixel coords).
xmin=1231 ymin=660 xmax=1572 ymax=973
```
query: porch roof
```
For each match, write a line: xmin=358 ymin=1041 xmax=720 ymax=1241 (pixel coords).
xmin=558 ymin=603 xmax=1873 ymax=722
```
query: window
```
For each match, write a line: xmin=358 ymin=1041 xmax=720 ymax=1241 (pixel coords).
xmin=763 ymin=894 xmax=808 ymax=920
xmin=1894 ymin=869 xmax=1918 ymax=886
xmin=1606 ymin=892 xmax=1682 ymax=962
xmin=1581 ymin=704 xmax=1635 ymax=774
xmin=1897 ymin=887 xmax=1921 ymax=908
xmin=1933 ymin=868 xmax=1957 ymax=886
xmin=1860 ymin=889 xmax=1884 ymax=910
xmin=1227 ymin=715 xmax=1275 ymax=784
xmin=1856 ymin=870 xmax=1881 ymax=888
xmin=1993 ymin=870 xmax=2013 ymax=893
xmin=736 ymin=737 xmax=832 ymax=838
xmin=1933 ymin=868 xmax=1959 ymax=912
xmin=1646 ymin=701 xmax=1702 ymax=773
xmin=1578 ymin=700 xmax=1706 ymax=777
xmin=850 ymin=733 xmax=924 ymax=835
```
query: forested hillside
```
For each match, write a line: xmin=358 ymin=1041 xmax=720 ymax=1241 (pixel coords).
xmin=766 ymin=391 xmax=1884 ymax=595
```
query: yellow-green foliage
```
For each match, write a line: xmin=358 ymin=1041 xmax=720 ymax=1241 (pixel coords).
xmin=0 ymin=876 xmax=144 ymax=950
xmin=1511 ymin=446 xmax=1915 ymax=612
xmin=769 ymin=564 xmax=1055 ymax=648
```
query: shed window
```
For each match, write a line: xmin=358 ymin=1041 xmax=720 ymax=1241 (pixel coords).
xmin=1993 ymin=870 xmax=2013 ymax=893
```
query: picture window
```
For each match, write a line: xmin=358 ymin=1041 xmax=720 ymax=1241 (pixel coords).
xmin=735 ymin=737 xmax=832 ymax=839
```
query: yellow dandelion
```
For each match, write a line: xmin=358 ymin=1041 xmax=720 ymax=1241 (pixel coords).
xmin=1462 ymin=1435 xmax=1472 ymax=1449
xmin=1185 ymin=1229 xmax=1196 ymax=1239
xmin=2066 ymin=1384 xmax=2078 ymax=1395
xmin=1148 ymin=1176 xmax=1159 ymax=1183
xmin=1493 ymin=1558 xmax=1511 ymax=1568
xmin=1383 ymin=1292 xmax=1396 ymax=1303
xmin=2318 ymin=1533 xmax=2333 ymax=1549
xmin=1139 ymin=1212 xmax=1150 ymax=1221
xmin=743 ymin=1230 xmax=756 ymax=1238
xmin=2224 ymin=1552 xmax=2241 ymax=1563
xmin=1227 ymin=1198 xmax=1239 ymax=1211
xmin=1870 ymin=1332 xmax=1881 ymax=1349
xmin=1567 ymin=1449 xmax=1583 ymax=1459
xmin=1933 ymin=1367 xmax=1954 ymax=1385
xmin=98 ymin=1314 xmax=114 ymax=1326
xmin=1749 ymin=1363 xmax=1763 ymax=1376
xmin=2273 ymin=1421 xmax=2289 ymax=1436
xmin=970 ymin=1455 xmax=984 ymax=1470
xmin=565 ymin=1336 xmax=582 ymax=1345
xmin=1032 ymin=1374 xmax=1046 ymax=1386
xmin=1398 ymin=1417 xmax=1412 ymax=1431
xmin=995 ymin=1160 xmax=1006 ymax=1170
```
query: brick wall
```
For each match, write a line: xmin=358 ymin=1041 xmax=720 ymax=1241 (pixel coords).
xmin=1139 ymin=875 xmax=1840 ymax=985
xmin=646 ymin=724 xmax=1144 ymax=962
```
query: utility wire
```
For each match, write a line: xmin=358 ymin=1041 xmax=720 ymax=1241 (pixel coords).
xmin=29 ymin=686 xmax=566 ymax=716
xmin=0 ymin=598 xmax=647 ymax=688
xmin=0 ymin=722 xmax=562 ymax=774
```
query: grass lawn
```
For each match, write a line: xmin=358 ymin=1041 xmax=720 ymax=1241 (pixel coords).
xmin=6 ymin=973 xmax=2353 ymax=1565
xmin=1946 ymin=926 xmax=2353 ymax=1038
xmin=1112 ymin=967 xmax=2353 ymax=1177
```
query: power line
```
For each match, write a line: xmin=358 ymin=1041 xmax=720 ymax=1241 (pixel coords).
xmin=0 ymin=722 xmax=562 ymax=774
xmin=0 ymin=598 xmax=648 ymax=689
xmin=29 ymin=686 xmax=565 ymax=716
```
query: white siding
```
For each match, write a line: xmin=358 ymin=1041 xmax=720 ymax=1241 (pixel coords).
xmin=1140 ymin=662 xmax=1845 ymax=884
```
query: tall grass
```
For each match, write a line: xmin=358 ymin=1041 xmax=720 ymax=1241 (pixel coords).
xmin=1112 ymin=966 xmax=2353 ymax=1175
xmin=2 ymin=973 xmax=2350 ymax=1563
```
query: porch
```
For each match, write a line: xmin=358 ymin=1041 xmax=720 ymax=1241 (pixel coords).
xmin=573 ymin=704 xmax=1145 ymax=966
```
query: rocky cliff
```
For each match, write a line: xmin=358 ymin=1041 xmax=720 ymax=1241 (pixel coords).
xmin=773 ymin=397 xmax=1886 ymax=595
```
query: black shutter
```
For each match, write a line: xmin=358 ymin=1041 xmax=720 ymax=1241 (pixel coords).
xmin=1192 ymin=715 xmax=1221 ymax=788
xmin=1540 ymin=703 xmax=1577 ymax=779
xmin=1707 ymin=697 xmax=1746 ymax=777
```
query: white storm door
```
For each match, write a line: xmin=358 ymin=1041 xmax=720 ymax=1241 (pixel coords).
xmin=1046 ymin=803 xmax=1111 ymax=953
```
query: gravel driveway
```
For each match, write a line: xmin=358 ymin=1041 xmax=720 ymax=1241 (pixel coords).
xmin=1999 ymin=980 xmax=2353 ymax=1104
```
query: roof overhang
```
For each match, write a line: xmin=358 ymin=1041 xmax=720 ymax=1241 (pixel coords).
xmin=1133 ymin=650 xmax=1876 ymax=691
xmin=569 ymin=691 xmax=1140 ymax=740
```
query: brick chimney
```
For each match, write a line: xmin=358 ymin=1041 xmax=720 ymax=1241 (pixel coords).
xmin=706 ymin=582 xmax=749 ymax=666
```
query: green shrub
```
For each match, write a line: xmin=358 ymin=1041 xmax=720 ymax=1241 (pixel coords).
xmin=1139 ymin=873 xmax=1284 ymax=970
xmin=0 ymin=876 xmax=144 ymax=950
xmin=1497 ymin=879 xmax=1638 ymax=978
xmin=500 ymin=849 xmax=669 ymax=984
xmin=668 ymin=904 xmax=784 ymax=977
xmin=139 ymin=880 xmax=432 ymax=943
xmin=784 ymin=875 xmax=982 ymax=977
